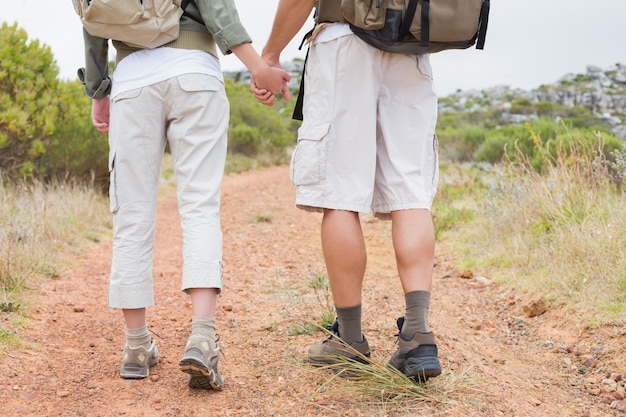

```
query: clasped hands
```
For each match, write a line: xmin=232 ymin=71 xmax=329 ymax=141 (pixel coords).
xmin=250 ymin=58 xmax=291 ymax=107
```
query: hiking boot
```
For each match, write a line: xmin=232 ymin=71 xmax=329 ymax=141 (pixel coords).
xmin=119 ymin=339 xmax=159 ymax=379
xmin=388 ymin=317 xmax=442 ymax=382
xmin=179 ymin=334 xmax=224 ymax=390
xmin=308 ymin=321 xmax=371 ymax=366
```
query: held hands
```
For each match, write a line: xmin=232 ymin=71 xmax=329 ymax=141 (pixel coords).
xmin=91 ymin=96 xmax=110 ymax=133
xmin=250 ymin=64 xmax=291 ymax=107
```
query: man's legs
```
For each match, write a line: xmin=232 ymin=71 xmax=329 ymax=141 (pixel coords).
xmin=389 ymin=209 xmax=441 ymax=381
xmin=322 ymin=209 xmax=366 ymax=344
xmin=308 ymin=209 xmax=371 ymax=364
xmin=392 ymin=209 xmax=434 ymax=334
xmin=294 ymin=36 xmax=378 ymax=363
xmin=322 ymin=209 xmax=366 ymax=309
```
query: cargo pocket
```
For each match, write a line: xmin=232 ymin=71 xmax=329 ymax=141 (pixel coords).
xmin=108 ymin=150 xmax=119 ymax=214
xmin=290 ymin=122 xmax=330 ymax=186
xmin=177 ymin=73 xmax=222 ymax=93
xmin=111 ymin=86 xmax=143 ymax=103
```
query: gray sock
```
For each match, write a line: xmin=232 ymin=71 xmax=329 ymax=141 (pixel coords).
xmin=191 ymin=316 xmax=216 ymax=339
xmin=125 ymin=324 xmax=151 ymax=348
xmin=335 ymin=304 xmax=363 ymax=344
xmin=401 ymin=291 xmax=431 ymax=338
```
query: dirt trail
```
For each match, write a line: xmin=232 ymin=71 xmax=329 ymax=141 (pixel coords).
xmin=1 ymin=165 xmax=623 ymax=416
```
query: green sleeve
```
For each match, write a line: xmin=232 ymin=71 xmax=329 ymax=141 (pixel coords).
xmin=194 ymin=0 xmax=252 ymax=55
xmin=78 ymin=28 xmax=112 ymax=99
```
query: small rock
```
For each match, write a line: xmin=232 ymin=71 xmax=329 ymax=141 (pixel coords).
xmin=73 ymin=306 xmax=85 ymax=313
xmin=22 ymin=391 xmax=37 ymax=401
xmin=149 ymin=375 xmax=159 ymax=382
xmin=601 ymin=378 xmax=618 ymax=391
xmin=475 ymin=276 xmax=491 ymax=286
xmin=56 ymin=390 xmax=70 ymax=398
xmin=601 ymin=394 xmax=614 ymax=404
xmin=583 ymin=356 xmax=597 ymax=368
xmin=223 ymin=305 xmax=233 ymax=312
xmin=522 ymin=295 xmax=547 ymax=317
xmin=459 ymin=269 xmax=474 ymax=279
xmin=611 ymin=372 xmax=623 ymax=382
xmin=441 ymin=270 xmax=456 ymax=278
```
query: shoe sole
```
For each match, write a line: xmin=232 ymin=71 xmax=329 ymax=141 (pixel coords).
xmin=398 ymin=357 xmax=442 ymax=382
xmin=120 ymin=347 xmax=159 ymax=379
xmin=308 ymin=354 xmax=371 ymax=366
xmin=308 ymin=354 xmax=372 ymax=379
xmin=179 ymin=357 xmax=223 ymax=391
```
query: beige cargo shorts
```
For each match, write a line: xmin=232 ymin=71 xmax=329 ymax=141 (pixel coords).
xmin=292 ymin=33 xmax=439 ymax=219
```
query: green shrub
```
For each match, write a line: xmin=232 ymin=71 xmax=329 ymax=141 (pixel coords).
xmin=40 ymin=80 xmax=109 ymax=188
xmin=473 ymin=120 xmax=623 ymax=172
xmin=225 ymin=78 xmax=297 ymax=160
xmin=437 ymin=125 xmax=487 ymax=162
xmin=0 ymin=23 xmax=60 ymax=176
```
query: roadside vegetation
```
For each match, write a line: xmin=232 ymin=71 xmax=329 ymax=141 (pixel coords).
xmin=433 ymin=126 xmax=626 ymax=327
xmin=1 ymin=22 xmax=625 ymax=409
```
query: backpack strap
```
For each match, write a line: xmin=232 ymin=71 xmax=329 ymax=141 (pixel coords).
xmin=476 ymin=0 xmax=490 ymax=49
xmin=419 ymin=0 xmax=430 ymax=47
xmin=292 ymin=27 xmax=315 ymax=121
xmin=399 ymin=0 xmax=419 ymax=41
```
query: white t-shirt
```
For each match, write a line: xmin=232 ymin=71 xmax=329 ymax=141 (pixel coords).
xmin=313 ymin=22 xmax=353 ymax=45
xmin=111 ymin=47 xmax=223 ymax=98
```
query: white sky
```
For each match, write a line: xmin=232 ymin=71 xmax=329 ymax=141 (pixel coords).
xmin=2 ymin=0 xmax=625 ymax=96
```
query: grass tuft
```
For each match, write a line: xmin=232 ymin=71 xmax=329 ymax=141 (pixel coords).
xmin=304 ymin=327 xmax=482 ymax=414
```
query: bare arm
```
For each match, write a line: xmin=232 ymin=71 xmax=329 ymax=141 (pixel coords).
xmin=252 ymin=0 xmax=316 ymax=105
xmin=262 ymin=0 xmax=317 ymax=67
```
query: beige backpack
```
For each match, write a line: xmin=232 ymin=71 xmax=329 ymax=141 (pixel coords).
xmin=318 ymin=0 xmax=490 ymax=55
xmin=71 ymin=0 xmax=191 ymax=49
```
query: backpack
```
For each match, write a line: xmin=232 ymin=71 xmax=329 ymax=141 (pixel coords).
xmin=71 ymin=0 xmax=191 ymax=49
xmin=318 ymin=0 xmax=490 ymax=55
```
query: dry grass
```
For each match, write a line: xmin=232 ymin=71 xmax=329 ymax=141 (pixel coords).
xmin=441 ymin=131 xmax=626 ymax=326
xmin=0 ymin=178 xmax=109 ymax=312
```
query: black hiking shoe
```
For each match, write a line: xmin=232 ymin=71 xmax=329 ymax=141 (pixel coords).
xmin=388 ymin=317 xmax=442 ymax=382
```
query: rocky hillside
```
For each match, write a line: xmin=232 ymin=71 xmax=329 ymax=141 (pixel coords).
xmin=440 ymin=63 xmax=626 ymax=140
